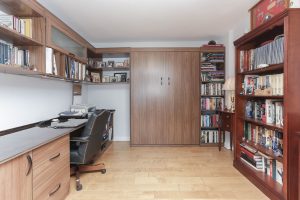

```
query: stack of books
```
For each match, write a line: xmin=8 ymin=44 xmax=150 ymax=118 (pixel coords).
xmin=201 ymin=83 xmax=224 ymax=96
xmin=201 ymin=71 xmax=224 ymax=82
xmin=0 ymin=11 xmax=32 ymax=38
xmin=201 ymin=114 xmax=219 ymax=128
xmin=239 ymin=36 xmax=284 ymax=72
xmin=201 ymin=130 xmax=219 ymax=144
xmin=240 ymin=143 xmax=283 ymax=185
xmin=0 ymin=40 xmax=30 ymax=67
xmin=244 ymin=122 xmax=283 ymax=156
xmin=245 ymin=99 xmax=283 ymax=126
xmin=243 ymin=74 xmax=284 ymax=96
xmin=201 ymin=97 xmax=224 ymax=111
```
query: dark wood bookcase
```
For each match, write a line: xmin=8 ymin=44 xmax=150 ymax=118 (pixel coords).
xmin=234 ymin=9 xmax=300 ymax=200
xmin=199 ymin=46 xmax=225 ymax=146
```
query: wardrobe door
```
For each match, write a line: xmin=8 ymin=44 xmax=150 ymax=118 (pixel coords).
xmin=131 ymin=51 xmax=167 ymax=145
xmin=165 ymin=52 xmax=200 ymax=144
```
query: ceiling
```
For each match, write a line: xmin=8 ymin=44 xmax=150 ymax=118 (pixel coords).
xmin=37 ymin=0 xmax=258 ymax=46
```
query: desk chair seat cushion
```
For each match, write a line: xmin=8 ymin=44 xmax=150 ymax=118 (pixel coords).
xmin=70 ymin=110 xmax=110 ymax=165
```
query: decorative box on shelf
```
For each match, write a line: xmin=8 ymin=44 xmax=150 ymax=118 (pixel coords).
xmin=250 ymin=0 xmax=290 ymax=30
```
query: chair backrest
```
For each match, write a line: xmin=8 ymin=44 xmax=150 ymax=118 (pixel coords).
xmin=77 ymin=109 xmax=110 ymax=164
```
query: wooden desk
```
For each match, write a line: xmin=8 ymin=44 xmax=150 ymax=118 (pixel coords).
xmin=218 ymin=110 xmax=235 ymax=151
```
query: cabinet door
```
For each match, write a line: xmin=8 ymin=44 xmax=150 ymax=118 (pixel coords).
xmin=131 ymin=51 xmax=167 ymax=145
xmin=165 ymin=52 xmax=200 ymax=144
xmin=0 ymin=152 xmax=33 ymax=200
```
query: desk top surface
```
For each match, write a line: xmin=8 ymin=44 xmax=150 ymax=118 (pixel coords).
xmin=0 ymin=125 xmax=84 ymax=165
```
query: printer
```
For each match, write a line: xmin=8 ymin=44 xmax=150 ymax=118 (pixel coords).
xmin=59 ymin=104 xmax=96 ymax=119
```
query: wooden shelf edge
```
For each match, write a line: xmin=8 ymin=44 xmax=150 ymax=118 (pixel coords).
xmin=234 ymin=159 xmax=285 ymax=200
xmin=239 ymin=95 xmax=284 ymax=99
xmin=83 ymin=82 xmax=130 ymax=86
xmin=242 ymin=117 xmax=284 ymax=131
xmin=239 ymin=63 xmax=284 ymax=75
xmin=0 ymin=24 xmax=43 ymax=46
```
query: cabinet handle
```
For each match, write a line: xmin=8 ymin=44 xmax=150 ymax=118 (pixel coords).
xmin=49 ymin=153 xmax=61 ymax=161
xmin=26 ymin=155 xmax=32 ymax=176
xmin=49 ymin=183 xmax=61 ymax=197
xmin=168 ymin=77 xmax=170 ymax=86
xmin=226 ymin=115 xmax=230 ymax=119
xmin=161 ymin=77 xmax=163 ymax=85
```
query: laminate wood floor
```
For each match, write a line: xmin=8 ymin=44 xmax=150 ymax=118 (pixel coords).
xmin=66 ymin=142 xmax=269 ymax=200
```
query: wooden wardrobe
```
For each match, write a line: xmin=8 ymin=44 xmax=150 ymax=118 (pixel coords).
xmin=131 ymin=49 xmax=200 ymax=145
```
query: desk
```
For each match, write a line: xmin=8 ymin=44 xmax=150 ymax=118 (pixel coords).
xmin=0 ymin=122 xmax=86 ymax=200
xmin=218 ymin=110 xmax=235 ymax=151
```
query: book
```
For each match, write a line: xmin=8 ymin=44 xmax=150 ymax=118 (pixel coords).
xmin=45 ymin=47 xmax=53 ymax=74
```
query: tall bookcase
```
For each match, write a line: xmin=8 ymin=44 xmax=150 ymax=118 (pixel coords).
xmin=199 ymin=46 xmax=225 ymax=146
xmin=234 ymin=9 xmax=300 ymax=200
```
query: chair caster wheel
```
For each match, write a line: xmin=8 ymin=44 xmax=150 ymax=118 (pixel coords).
xmin=100 ymin=169 xmax=106 ymax=174
xmin=76 ymin=183 xmax=82 ymax=191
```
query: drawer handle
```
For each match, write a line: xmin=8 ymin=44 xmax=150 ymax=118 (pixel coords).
xmin=49 ymin=153 xmax=61 ymax=161
xmin=26 ymin=155 xmax=32 ymax=176
xmin=49 ymin=183 xmax=61 ymax=197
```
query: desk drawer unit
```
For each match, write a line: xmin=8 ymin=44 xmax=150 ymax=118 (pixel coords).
xmin=32 ymin=135 xmax=70 ymax=200
xmin=221 ymin=114 xmax=231 ymax=131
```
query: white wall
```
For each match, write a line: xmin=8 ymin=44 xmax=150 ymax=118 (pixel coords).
xmin=0 ymin=74 xmax=72 ymax=131
xmin=87 ymin=84 xmax=130 ymax=141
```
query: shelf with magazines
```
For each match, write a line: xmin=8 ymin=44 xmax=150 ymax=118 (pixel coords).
xmin=234 ymin=9 xmax=300 ymax=200
xmin=199 ymin=45 xmax=225 ymax=147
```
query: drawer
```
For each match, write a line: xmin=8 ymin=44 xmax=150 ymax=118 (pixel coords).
xmin=220 ymin=114 xmax=231 ymax=131
xmin=33 ymin=136 xmax=70 ymax=191
xmin=33 ymin=165 xmax=70 ymax=200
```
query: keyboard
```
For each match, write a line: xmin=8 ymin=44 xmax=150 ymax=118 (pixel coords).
xmin=50 ymin=119 xmax=88 ymax=128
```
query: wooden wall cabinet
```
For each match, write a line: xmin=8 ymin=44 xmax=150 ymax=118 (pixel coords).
xmin=0 ymin=152 xmax=33 ymax=200
xmin=131 ymin=50 xmax=199 ymax=145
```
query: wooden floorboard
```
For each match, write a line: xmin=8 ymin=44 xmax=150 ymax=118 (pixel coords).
xmin=66 ymin=142 xmax=269 ymax=200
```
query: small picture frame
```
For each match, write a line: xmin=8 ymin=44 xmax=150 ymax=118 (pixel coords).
xmin=109 ymin=76 xmax=117 ymax=83
xmin=114 ymin=73 xmax=127 ymax=82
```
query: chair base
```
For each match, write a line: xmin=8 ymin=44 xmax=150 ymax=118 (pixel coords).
xmin=71 ymin=163 xmax=106 ymax=191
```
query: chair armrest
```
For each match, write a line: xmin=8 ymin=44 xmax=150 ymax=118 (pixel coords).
xmin=70 ymin=137 xmax=89 ymax=143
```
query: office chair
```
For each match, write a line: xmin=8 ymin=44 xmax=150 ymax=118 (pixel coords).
xmin=70 ymin=109 xmax=110 ymax=191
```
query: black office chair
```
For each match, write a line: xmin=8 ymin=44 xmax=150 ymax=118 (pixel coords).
xmin=70 ymin=109 xmax=110 ymax=191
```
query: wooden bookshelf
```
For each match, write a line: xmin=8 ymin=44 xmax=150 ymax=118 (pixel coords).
xmin=234 ymin=9 xmax=300 ymax=200
xmin=242 ymin=117 xmax=283 ymax=131
xmin=199 ymin=46 xmax=225 ymax=147
xmin=239 ymin=63 xmax=284 ymax=75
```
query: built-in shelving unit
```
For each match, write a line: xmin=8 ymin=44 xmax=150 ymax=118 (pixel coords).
xmin=87 ymin=48 xmax=130 ymax=84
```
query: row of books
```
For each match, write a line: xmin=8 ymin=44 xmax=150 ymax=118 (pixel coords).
xmin=244 ymin=122 xmax=283 ymax=157
xmin=245 ymin=99 xmax=283 ymax=126
xmin=46 ymin=48 xmax=86 ymax=80
xmin=202 ymin=53 xmax=225 ymax=63
xmin=201 ymin=114 xmax=219 ymax=128
xmin=0 ymin=11 xmax=33 ymax=38
xmin=64 ymin=56 xmax=86 ymax=80
xmin=243 ymin=74 xmax=284 ymax=96
xmin=201 ymin=71 xmax=224 ymax=82
xmin=240 ymin=143 xmax=283 ymax=185
xmin=201 ymin=130 xmax=219 ymax=144
xmin=201 ymin=98 xmax=224 ymax=111
xmin=0 ymin=40 xmax=30 ymax=67
xmin=239 ymin=36 xmax=284 ymax=72
xmin=201 ymin=83 xmax=224 ymax=96
xmin=88 ymin=58 xmax=130 ymax=68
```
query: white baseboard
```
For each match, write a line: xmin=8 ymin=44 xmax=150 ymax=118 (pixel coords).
xmin=113 ymin=136 xmax=130 ymax=141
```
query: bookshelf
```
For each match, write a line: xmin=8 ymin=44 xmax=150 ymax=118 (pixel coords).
xmin=200 ymin=46 xmax=225 ymax=146
xmin=234 ymin=9 xmax=300 ymax=200
xmin=87 ymin=48 xmax=130 ymax=84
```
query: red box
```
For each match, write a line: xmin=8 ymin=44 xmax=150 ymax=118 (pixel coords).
xmin=250 ymin=0 xmax=290 ymax=30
